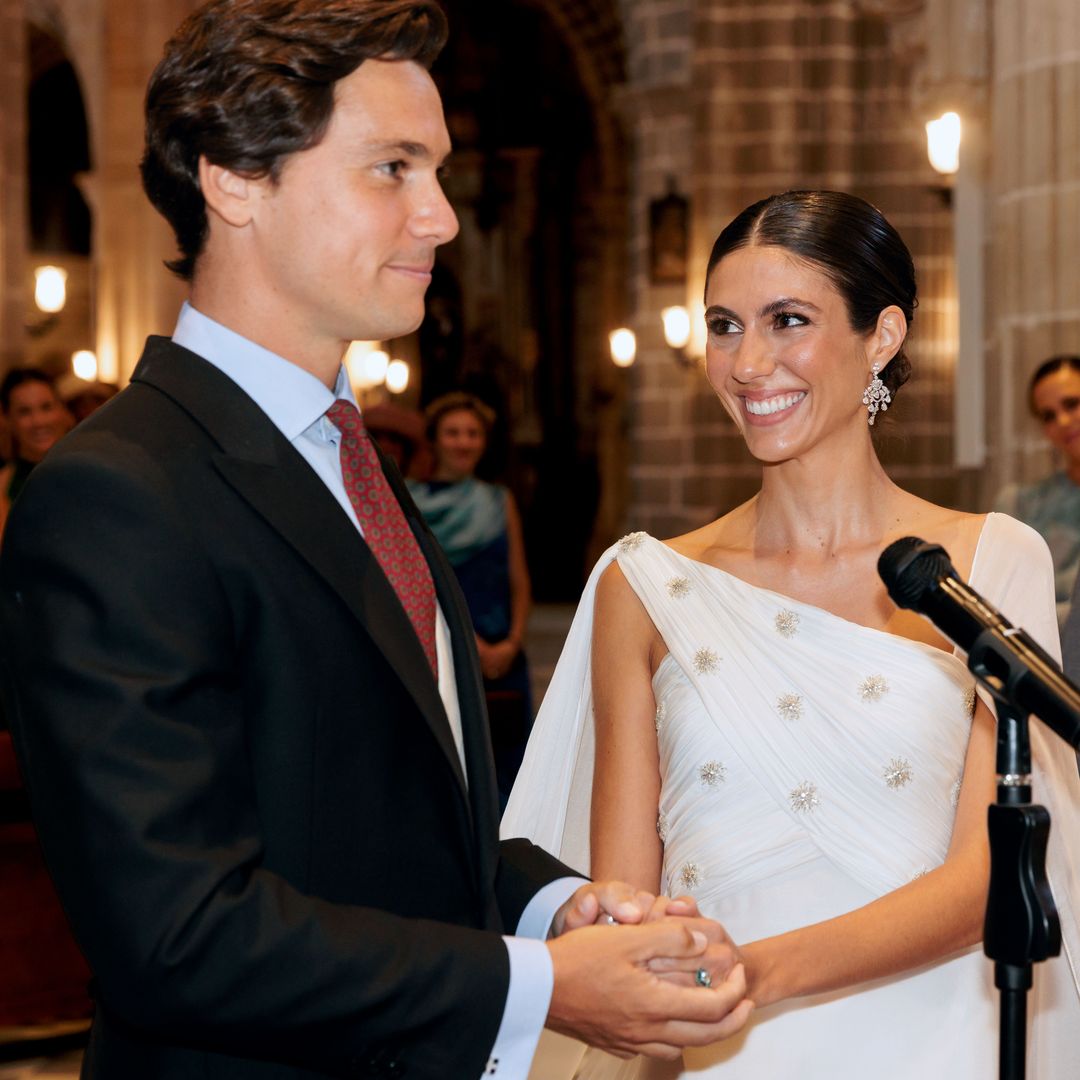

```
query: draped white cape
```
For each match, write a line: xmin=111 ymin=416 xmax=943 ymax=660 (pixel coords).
xmin=503 ymin=513 xmax=1080 ymax=1078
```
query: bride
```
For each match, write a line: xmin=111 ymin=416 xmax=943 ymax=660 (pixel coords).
xmin=504 ymin=191 xmax=1080 ymax=1077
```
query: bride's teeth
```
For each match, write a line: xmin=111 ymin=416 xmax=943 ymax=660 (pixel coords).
xmin=745 ymin=392 xmax=805 ymax=416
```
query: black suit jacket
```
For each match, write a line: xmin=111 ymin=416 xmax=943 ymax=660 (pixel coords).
xmin=0 ymin=337 xmax=570 ymax=1079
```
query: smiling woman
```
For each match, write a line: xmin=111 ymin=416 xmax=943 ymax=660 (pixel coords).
xmin=505 ymin=190 xmax=1080 ymax=1078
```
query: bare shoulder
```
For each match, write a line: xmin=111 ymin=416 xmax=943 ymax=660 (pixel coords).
xmin=662 ymin=499 xmax=757 ymax=563
xmin=595 ymin=561 xmax=664 ymax=663
xmin=887 ymin=493 xmax=987 ymax=579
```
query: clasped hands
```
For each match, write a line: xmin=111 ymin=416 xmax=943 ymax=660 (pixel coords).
xmin=545 ymin=880 xmax=753 ymax=1060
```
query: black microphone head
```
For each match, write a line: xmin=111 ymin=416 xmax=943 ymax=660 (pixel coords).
xmin=877 ymin=536 xmax=957 ymax=610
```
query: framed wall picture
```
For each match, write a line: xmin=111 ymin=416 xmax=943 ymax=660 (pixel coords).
xmin=649 ymin=187 xmax=689 ymax=284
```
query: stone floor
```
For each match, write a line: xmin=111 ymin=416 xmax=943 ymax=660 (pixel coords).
xmin=0 ymin=605 xmax=577 ymax=1077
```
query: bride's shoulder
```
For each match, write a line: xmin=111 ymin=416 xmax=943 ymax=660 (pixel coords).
xmin=662 ymin=501 xmax=754 ymax=563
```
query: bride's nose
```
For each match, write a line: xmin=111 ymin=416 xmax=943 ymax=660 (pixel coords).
xmin=732 ymin=331 xmax=777 ymax=383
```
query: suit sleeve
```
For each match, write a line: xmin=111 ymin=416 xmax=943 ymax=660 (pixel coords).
xmin=0 ymin=444 xmax=512 ymax=1080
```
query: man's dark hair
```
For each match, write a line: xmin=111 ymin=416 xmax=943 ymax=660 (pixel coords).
xmin=0 ymin=367 xmax=57 ymax=413
xmin=141 ymin=0 xmax=448 ymax=281
xmin=706 ymin=190 xmax=918 ymax=401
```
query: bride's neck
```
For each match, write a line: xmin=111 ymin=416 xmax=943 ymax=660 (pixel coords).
xmin=751 ymin=445 xmax=898 ymax=556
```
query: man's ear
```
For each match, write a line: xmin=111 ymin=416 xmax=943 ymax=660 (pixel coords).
xmin=869 ymin=305 xmax=908 ymax=372
xmin=198 ymin=156 xmax=256 ymax=228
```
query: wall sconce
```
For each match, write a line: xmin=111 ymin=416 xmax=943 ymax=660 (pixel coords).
xmin=661 ymin=305 xmax=696 ymax=367
xmin=925 ymin=111 xmax=961 ymax=176
xmin=608 ymin=327 xmax=636 ymax=368
xmin=385 ymin=359 xmax=410 ymax=394
xmin=72 ymin=349 xmax=98 ymax=381
xmin=34 ymin=265 xmax=68 ymax=313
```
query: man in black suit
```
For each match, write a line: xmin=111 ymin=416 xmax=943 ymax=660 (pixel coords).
xmin=0 ymin=2 xmax=750 ymax=1077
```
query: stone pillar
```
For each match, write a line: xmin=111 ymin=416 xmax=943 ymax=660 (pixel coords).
xmin=984 ymin=0 xmax=1080 ymax=494
xmin=0 ymin=0 xmax=27 ymax=371
xmin=616 ymin=0 xmax=700 ymax=539
xmin=95 ymin=0 xmax=191 ymax=383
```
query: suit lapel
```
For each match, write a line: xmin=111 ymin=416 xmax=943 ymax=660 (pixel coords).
xmin=387 ymin=466 xmax=502 ymax=857
xmin=131 ymin=339 xmax=470 ymax=800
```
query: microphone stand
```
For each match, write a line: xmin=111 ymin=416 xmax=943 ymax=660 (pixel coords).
xmin=968 ymin=629 xmax=1063 ymax=1080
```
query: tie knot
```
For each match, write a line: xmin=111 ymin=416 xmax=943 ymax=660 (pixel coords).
xmin=327 ymin=399 xmax=364 ymax=439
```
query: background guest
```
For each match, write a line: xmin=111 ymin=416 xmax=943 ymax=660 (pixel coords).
xmin=994 ymin=354 xmax=1080 ymax=628
xmin=0 ymin=368 xmax=70 ymax=539
xmin=409 ymin=392 xmax=532 ymax=806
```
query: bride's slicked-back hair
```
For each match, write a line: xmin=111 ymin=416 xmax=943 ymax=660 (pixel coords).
xmin=705 ymin=191 xmax=918 ymax=398
xmin=141 ymin=0 xmax=448 ymax=281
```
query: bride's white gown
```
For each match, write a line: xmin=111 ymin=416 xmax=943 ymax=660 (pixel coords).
xmin=503 ymin=513 xmax=1080 ymax=1078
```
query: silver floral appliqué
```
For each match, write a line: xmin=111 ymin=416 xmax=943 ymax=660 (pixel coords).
xmin=699 ymin=760 xmax=726 ymax=787
xmin=950 ymin=777 xmax=962 ymax=808
xmin=883 ymin=757 xmax=914 ymax=789
xmin=679 ymin=863 xmax=702 ymax=890
xmin=654 ymin=700 xmax=667 ymax=733
xmin=775 ymin=609 xmax=800 ymax=638
xmin=859 ymin=674 xmax=889 ymax=702
xmin=790 ymin=781 xmax=820 ymax=813
xmin=693 ymin=647 xmax=720 ymax=675
xmin=777 ymin=693 xmax=803 ymax=722
xmin=962 ymin=685 xmax=976 ymax=717
xmin=667 ymin=576 xmax=691 ymax=599
xmin=618 ymin=531 xmax=647 ymax=553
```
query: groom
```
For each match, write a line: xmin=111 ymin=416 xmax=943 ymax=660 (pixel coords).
xmin=0 ymin=2 xmax=749 ymax=1078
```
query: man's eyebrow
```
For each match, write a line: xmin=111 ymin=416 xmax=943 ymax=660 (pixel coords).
xmin=360 ymin=139 xmax=451 ymax=164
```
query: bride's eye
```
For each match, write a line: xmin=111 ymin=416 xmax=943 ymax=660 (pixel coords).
xmin=707 ymin=316 xmax=741 ymax=336
xmin=774 ymin=311 xmax=808 ymax=329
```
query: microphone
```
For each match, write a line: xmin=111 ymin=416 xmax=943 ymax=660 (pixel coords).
xmin=878 ymin=536 xmax=1080 ymax=752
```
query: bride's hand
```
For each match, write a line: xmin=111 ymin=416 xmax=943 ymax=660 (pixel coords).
xmin=551 ymin=880 xmax=657 ymax=935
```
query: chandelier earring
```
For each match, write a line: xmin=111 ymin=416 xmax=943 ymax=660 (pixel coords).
xmin=862 ymin=363 xmax=891 ymax=426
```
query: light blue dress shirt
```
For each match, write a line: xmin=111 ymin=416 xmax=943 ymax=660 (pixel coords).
xmin=172 ymin=302 xmax=581 ymax=1078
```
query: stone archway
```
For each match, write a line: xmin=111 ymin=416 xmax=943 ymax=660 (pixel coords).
xmin=430 ymin=0 xmax=631 ymax=596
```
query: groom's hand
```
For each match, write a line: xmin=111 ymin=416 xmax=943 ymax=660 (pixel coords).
xmin=545 ymin=919 xmax=753 ymax=1058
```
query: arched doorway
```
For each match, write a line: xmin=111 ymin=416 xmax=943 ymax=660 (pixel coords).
xmin=427 ymin=0 xmax=628 ymax=599
xmin=24 ymin=21 xmax=94 ymax=375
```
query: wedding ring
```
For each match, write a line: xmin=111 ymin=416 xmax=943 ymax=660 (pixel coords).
xmin=695 ymin=967 xmax=712 ymax=988
xmin=602 ymin=914 xmax=617 ymax=926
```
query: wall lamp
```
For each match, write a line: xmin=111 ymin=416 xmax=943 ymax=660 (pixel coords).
xmin=608 ymin=327 xmax=637 ymax=368
xmin=925 ymin=111 xmax=961 ymax=176
xmin=661 ymin=305 xmax=697 ymax=368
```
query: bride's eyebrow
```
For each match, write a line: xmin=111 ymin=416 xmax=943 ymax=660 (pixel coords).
xmin=705 ymin=305 xmax=739 ymax=320
xmin=760 ymin=297 xmax=821 ymax=317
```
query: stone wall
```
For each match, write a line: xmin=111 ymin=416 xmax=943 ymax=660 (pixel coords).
xmin=985 ymin=0 xmax=1080 ymax=495
xmin=0 ymin=0 xmax=26 ymax=370
xmin=619 ymin=0 xmax=961 ymax=539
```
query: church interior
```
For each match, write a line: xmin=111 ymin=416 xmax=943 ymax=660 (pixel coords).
xmin=1 ymin=0 xmax=1078 ymax=1073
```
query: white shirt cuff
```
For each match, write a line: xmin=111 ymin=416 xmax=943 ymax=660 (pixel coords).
xmin=481 ymin=877 xmax=585 ymax=1078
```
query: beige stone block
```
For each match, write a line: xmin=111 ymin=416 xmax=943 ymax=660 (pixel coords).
xmin=1051 ymin=193 xmax=1080 ymax=313
xmin=1055 ymin=61 xmax=1080 ymax=181
xmin=1018 ymin=190 xmax=1056 ymax=317
xmin=1020 ymin=69 xmax=1057 ymax=190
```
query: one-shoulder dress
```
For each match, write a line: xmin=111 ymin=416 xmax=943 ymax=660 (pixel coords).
xmin=503 ymin=514 xmax=1080 ymax=1078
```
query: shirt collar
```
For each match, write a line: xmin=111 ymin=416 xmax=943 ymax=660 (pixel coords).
xmin=171 ymin=301 xmax=357 ymax=441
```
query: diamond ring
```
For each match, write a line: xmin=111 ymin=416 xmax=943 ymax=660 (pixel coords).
xmin=695 ymin=967 xmax=712 ymax=988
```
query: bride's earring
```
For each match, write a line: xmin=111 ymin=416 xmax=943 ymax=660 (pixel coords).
xmin=862 ymin=363 xmax=891 ymax=426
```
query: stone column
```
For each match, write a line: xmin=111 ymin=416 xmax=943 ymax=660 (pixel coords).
xmin=984 ymin=0 xmax=1080 ymax=494
xmin=0 ymin=0 xmax=27 ymax=371
xmin=95 ymin=0 xmax=191 ymax=383
xmin=616 ymin=0 xmax=699 ymax=539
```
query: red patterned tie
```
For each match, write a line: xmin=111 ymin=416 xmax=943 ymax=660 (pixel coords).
xmin=327 ymin=400 xmax=438 ymax=677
